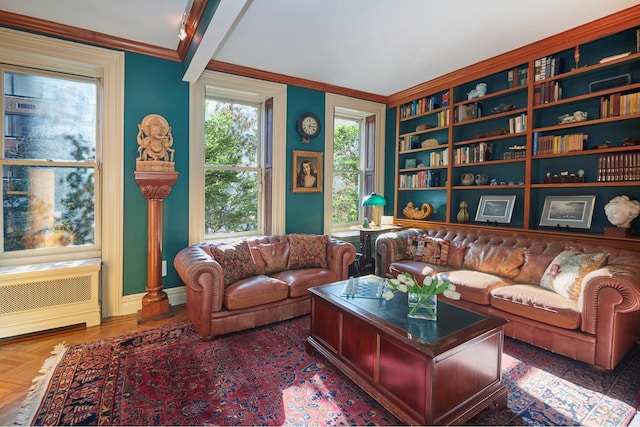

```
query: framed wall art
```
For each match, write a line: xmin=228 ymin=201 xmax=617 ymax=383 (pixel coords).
xmin=475 ymin=195 xmax=516 ymax=223
xmin=539 ymin=195 xmax=595 ymax=229
xmin=292 ymin=150 xmax=322 ymax=193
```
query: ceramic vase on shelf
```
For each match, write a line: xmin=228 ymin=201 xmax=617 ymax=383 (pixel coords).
xmin=457 ymin=201 xmax=470 ymax=223
xmin=461 ymin=173 xmax=475 ymax=186
xmin=407 ymin=293 xmax=437 ymax=320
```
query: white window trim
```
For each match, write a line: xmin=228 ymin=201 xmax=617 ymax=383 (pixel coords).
xmin=189 ymin=71 xmax=287 ymax=243
xmin=324 ymin=94 xmax=386 ymax=235
xmin=0 ymin=27 xmax=124 ymax=318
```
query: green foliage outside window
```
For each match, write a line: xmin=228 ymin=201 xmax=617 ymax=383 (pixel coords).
xmin=204 ymin=101 xmax=260 ymax=235
xmin=332 ymin=121 xmax=361 ymax=224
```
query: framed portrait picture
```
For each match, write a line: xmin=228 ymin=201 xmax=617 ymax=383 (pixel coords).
xmin=475 ymin=195 xmax=516 ymax=223
xmin=539 ymin=195 xmax=595 ymax=229
xmin=292 ymin=150 xmax=322 ymax=193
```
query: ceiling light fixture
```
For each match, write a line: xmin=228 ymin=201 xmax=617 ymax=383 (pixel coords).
xmin=178 ymin=20 xmax=187 ymax=41
xmin=178 ymin=0 xmax=194 ymax=41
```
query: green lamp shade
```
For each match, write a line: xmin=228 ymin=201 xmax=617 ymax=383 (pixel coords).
xmin=362 ymin=192 xmax=386 ymax=207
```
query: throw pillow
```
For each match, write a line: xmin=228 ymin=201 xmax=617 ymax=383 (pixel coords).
xmin=447 ymin=241 xmax=467 ymax=269
xmin=287 ymin=234 xmax=328 ymax=270
xmin=411 ymin=236 xmax=450 ymax=266
xmin=462 ymin=243 xmax=526 ymax=279
xmin=209 ymin=239 xmax=258 ymax=288
xmin=540 ymin=249 xmax=608 ymax=305
xmin=512 ymin=251 xmax=557 ymax=285
xmin=258 ymin=242 xmax=290 ymax=275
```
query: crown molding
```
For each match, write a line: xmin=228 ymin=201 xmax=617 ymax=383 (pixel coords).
xmin=0 ymin=10 xmax=180 ymax=62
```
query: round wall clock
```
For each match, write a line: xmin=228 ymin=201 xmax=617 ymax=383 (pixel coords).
xmin=296 ymin=112 xmax=321 ymax=142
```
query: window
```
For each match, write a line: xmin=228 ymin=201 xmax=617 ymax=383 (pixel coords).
xmin=332 ymin=115 xmax=363 ymax=226
xmin=1 ymin=67 xmax=99 ymax=259
xmin=324 ymin=94 xmax=385 ymax=235
xmin=189 ymin=71 xmax=287 ymax=243
xmin=204 ymin=98 xmax=262 ymax=238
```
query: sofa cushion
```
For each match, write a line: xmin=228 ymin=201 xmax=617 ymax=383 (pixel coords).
xmin=490 ymin=284 xmax=581 ymax=329
xmin=223 ymin=275 xmax=289 ymax=310
xmin=209 ymin=239 xmax=257 ymax=287
xmin=406 ymin=235 xmax=450 ymax=266
xmin=447 ymin=241 xmax=467 ymax=269
xmin=462 ymin=243 xmax=526 ymax=279
xmin=273 ymin=268 xmax=340 ymax=298
xmin=540 ymin=249 xmax=608 ymax=307
xmin=389 ymin=260 xmax=449 ymax=283
xmin=287 ymin=234 xmax=328 ymax=270
xmin=258 ymin=242 xmax=290 ymax=274
xmin=437 ymin=270 xmax=512 ymax=305
xmin=512 ymin=251 xmax=556 ymax=285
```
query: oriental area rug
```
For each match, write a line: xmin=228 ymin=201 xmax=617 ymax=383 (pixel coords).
xmin=15 ymin=315 xmax=640 ymax=426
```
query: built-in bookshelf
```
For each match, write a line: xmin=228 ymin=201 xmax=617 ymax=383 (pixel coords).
xmin=389 ymin=6 xmax=640 ymax=242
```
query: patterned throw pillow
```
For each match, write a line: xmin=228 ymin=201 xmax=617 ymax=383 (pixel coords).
xmin=287 ymin=234 xmax=328 ymax=270
xmin=540 ymin=249 xmax=608 ymax=305
xmin=406 ymin=235 xmax=450 ymax=266
xmin=209 ymin=239 xmax=258 ymax=288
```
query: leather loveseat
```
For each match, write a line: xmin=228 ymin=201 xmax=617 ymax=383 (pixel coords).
xmin=375 ymin=227 xmax=640 ymax=371
xmin=174 ymin=233 xmax=356 ymax=341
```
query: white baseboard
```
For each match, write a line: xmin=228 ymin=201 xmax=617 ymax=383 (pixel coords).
xmin=120 ymin=286 xmax=186 ymax=316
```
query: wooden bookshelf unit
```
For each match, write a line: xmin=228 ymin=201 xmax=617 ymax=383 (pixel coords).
xmin=387 ymin=5 xmax=640 ymax=249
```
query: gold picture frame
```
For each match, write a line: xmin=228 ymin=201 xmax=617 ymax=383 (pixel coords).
xmin=292 ymin=150 xmax=322 ymax=193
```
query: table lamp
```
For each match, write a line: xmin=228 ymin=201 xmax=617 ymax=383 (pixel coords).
xmin=362 ymin=192 xmax=386 ymax=226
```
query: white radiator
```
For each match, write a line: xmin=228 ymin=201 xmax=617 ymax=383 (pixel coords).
xmin=0 ymin=258 xmax=101 ymax=338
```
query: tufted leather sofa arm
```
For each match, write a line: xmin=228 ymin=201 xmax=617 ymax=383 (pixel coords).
xmin=581 ymin=263 xmax=640 ymax=369
xmin=326 ymin=237 xmax=357 ymax=279
xmin=174 ymin=244 xmax=225 ymax=339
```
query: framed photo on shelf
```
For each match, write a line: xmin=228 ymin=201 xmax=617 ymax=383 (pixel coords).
xmin=539 ymin=195 xmax=595 ymax=229
xmin=475 ymin=195 xmax=516 ymax=223
xmin=292 ymin=150 xmax=322 ymax=193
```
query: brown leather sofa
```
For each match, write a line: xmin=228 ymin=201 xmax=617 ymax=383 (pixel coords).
xmin=174 ymin=234 xmax=356 ymax=341
xmin=376 ymin=227 xmax=640 ymax=371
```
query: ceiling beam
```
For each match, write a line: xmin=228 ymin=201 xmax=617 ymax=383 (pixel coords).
xmin=182 ymin=0 xmax=251 ymax=83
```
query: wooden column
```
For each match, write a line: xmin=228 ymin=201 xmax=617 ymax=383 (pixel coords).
xmin=134 ymin=171 xmax=179 ymax=323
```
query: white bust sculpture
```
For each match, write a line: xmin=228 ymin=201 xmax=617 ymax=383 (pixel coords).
xmin=604 ymin=195 xmax=640 ymax=228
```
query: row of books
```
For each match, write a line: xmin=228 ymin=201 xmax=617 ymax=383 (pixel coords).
xmin=398 ymin=170 xmax=441 ymax=189
xmin=597 ymin=152 xmax=640 ymax=182
xmin=533 ymin=132 xmax=587 ymax=155
xmin=428 ymin=148 xmax=449 ymax=167
xmin=507 ymin=67 xmax=528 ymax=88
xmin=434 ymin=109 xmax=450 ymax=127
xmin=453 ymin=143 xmax=493 ymax=165
xmin=508 ymin=114 xmax=527 ymax=134
xmin=502 ymin=150 xmax=527 ymax=160
xmin=454 ymin=102 xmax=482 ymax=123
xmin=400 ymin=91 xmax=450 ymax=119
xmin=534 ymin=81 xmax=562 ymax=104
xmin=534 ymin=56 xmax=563 ymax=82
xmin=600 ymin=91 xmax=640 ymax=118
xmin=398 ymin=135 xmax=421 ymax=152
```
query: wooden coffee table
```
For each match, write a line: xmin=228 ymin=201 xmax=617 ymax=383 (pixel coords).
xmin=306 ymin=276 xmax=507 ymax=426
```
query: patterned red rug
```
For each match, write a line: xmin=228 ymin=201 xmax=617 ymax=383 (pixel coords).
xmin=16 ymin=315 xmax=640 ymax=426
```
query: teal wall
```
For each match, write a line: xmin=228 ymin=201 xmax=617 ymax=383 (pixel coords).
xmin=285 ymin=86 xmax=326 ymax=235
xmin=121 ymin=67 xmax=334 ymax=295
xmin=122 ymin=52 xmax=190 ymax=295
xmin=384 ymin=107 xmax=397 ymax=216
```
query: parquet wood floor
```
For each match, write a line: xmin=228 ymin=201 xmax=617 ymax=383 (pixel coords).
xmin=0 ymin=305 xmax=190 ymax=425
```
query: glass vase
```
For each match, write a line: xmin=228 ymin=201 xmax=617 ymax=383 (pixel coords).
xmin=407 ymin=293 xmax=437 ymax=320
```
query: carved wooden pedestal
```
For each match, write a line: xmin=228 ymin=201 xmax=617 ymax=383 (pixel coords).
xmin=134 ymin=171 xmax=179 ymax=323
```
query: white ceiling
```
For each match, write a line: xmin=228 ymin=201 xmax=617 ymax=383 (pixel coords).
xmin=0 ymin=0 xmax=637 ymax=96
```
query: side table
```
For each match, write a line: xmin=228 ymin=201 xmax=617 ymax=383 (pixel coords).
xmin=349 ymin=224 xmax=401 ymax=275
